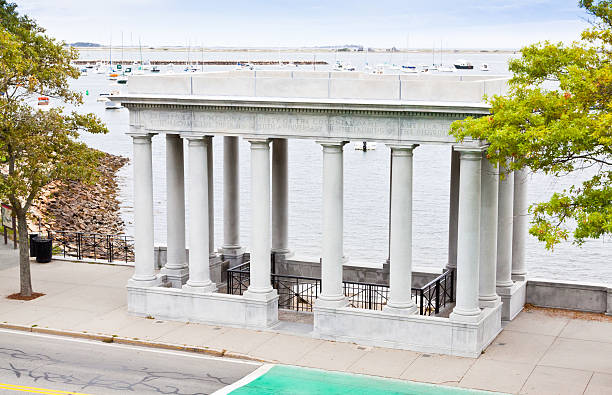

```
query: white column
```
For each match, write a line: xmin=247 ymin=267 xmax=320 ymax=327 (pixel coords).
xmin=450 ymin=147 xmax=483 ymax=323
xmin=271 ymin=138 xmax=290 ymax=255
xmin=161 ymin=133 xmax=188 ymax=284
xmin=384 ymin=145 xmax=418 ymax=314
xmin=223 ymin=136 xmax=242 ymax=256
xmin=512 ymin=168 xmax=528 ymax=281
xmin=447 ymin=147 xmax=460 ymax=269
xmin=244 ymin=138 xmax=276 ymax=300
xmin=183 ymin=136 xmax=215 ymax=293
xmin=128 ymin=132 xmax=159 ymax=286
xmin=496 ymin=162 xmax=514 ymax=290
xmin=315 ymin=141 xmax=348 ymax=308
xmin=207 ymin=136 xmax=215 ymax=259
xmin=479 ymin=154 xmax=501 ymax=307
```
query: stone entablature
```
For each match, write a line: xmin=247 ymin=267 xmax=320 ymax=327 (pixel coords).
xmin=116 ymin=71 xmax=507 ymax=144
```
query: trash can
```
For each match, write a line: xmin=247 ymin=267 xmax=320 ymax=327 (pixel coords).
xmin=29 ymin=234 xmax=39 ymax=257
xmin=34 ymin=237 xmax=52 ymax=263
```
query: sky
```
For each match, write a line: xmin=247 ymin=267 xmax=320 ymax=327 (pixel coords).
xmin=15 ymin=0 xmax=592 ymax=49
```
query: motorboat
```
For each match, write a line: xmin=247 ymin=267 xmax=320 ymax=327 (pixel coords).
xmin=151 ymin=66 xmax=160 ymax=73
xmin=105 ymin=99 xmax=122 ymax=110
xmin=108 ymin=73 xmax=119 ymax=80
xmin=333 ymin=61 xmax=355 ymax=71
xmin=401 ymin=64 xmax=418 ymax=73
xmin=117 ymin=76 xmax=128 ymax=84
xmin=453 ymin=59 xmax=474 ymax=70
xmin=479 ymin=63 xmax=490 ymax=71
xmin=37 ymin=96 xmax=50 ymax=106
xmin=97 ymin=93 xmax=110 ymax=102
xmin=438 ymin=65 xmax=454 ymax=72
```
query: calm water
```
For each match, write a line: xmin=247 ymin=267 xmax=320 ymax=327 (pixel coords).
xmin=69 ymin=50 xmax=611 ymax=285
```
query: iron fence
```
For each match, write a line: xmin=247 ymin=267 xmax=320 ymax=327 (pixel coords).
xmin=226 ymin=261 xmax=456 ymax=316
xmin=416 ymin=269 xmax=455 ymax=316
xmin=343 ymin=281 xmax=389 ymax=310
xmin=52 ymin=231 xmax=134 ymax=263
xmin=272 ymin=274 xmax=320 ymax=312
xmin=226 ymin=262 xmax=251 ymax=295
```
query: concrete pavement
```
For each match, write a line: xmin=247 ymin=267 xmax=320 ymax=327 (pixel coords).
xmin=0 ymin=248 xmax=611 ymax=394
xmin=0 ymin=329 xmax=259 ymax=394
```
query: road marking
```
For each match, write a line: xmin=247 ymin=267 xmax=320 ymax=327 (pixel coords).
xmin=211 ymin=364 xmax=274 ymax=395
xmin=0 ymin=382 xmax=92 ymax=395
xmin=0 ymin=328 xmax=260 ymax=366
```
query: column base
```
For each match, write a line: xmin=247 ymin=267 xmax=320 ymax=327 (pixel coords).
xmin=243 ymin=287 xmax=278 ymax=302
xmin=128 ymin=275 xmax=162 ymax=288
xmin=383 ymin=303 xmax=418 ymax=315
xmin=182 ymin=281 xmax=217 ymax=294
xmin=497 ymin=280 xmax=526 ymax=321
xmin=222 ymin=246 xmax=245 ymax=268
xmin=315 ymin=296 xmax=349 ymax=309
xmin=160 ymin=266 xmax=189 ymax=288
xmin=512 ymin=272 xmax=528 ymax=282
xmin=449 ymin=307 xmax=484 ymax=323
xmin=479 ymin=295 xmax=502 ymax=309
xmin=272 ymin=249 xmax=294 ymax=259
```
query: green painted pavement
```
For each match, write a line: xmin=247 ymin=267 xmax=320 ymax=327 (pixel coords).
xmin=230 ymin=365 xmax=505 ymax=395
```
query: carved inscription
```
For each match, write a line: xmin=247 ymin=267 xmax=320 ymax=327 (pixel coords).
xmin=137 ymin=107 xmax=459 ymax=143
xmin=256 ymin=113 xmax=327 ymax=135
xmin=143 ymin=110 xmax=192 ymax=131
xmin=400 ymin=118 xmax=455 ymax=142
xmin=192 ymin=112 xmax=255 ymax=131
xmin=328 ymin=116 xmax=397 ymax=139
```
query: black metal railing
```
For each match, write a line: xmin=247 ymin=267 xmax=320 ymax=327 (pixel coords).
xmin=227 ymin=262 xmax=251 ymax=295
xmin=53 ymin=231 xmax=134 ymax=263
xmin=416 ymin=269 xmax=455 ymax=316
xmin=272 ymin=274 xmax=320 ymax=312
xmin=226 ymin=262 xmax=455 ymax=316
xmin=343 ymin=281 xmax=390 ymax=310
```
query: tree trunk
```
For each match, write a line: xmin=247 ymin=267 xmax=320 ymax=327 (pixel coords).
xmin=17 ymin=211 xmax=32 ymax=297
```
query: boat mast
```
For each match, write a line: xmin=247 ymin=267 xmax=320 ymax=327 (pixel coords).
xmin=201 ymin=41 xmax=204 ymax=72
xmin=109 ymin=33 xmax=112 ymax=70
xmin=139 ymin=37 xmax=143 ymax=66
xmin=121 ymin=31 xmax=124 ymax=69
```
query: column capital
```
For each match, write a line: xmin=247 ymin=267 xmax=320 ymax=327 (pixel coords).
xmin=127 ymin=125 xmax=156 ymax=140
xmin=246 ymin=137 xmax=271 ymax=146
xmin=128 ymin=132 xmax=156 ymax=142
xmin=181 ymin=133 xmax=209 ymax=141
xmin=316 ymin=140 xmax=347 ymax=148
xmin=388 ymin=144 xmax=419 ymax=156
xmin=455 ymin=145 xmax=487 ymax=160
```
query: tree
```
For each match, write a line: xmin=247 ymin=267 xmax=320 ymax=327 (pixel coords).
xmin=0 ymin=1 xmax=107 ymax=297
xmin=450 ymin=0 xmax=612 ymax=250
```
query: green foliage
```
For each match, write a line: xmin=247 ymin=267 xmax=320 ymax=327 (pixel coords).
xmin=0 ymin=1 xmax=108 ymax=295
xmin=450 ymin=1 xmax=612 ymax=249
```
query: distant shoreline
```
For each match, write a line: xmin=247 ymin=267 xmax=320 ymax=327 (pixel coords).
xmin=74 ymin=46 xmax=519 ymax=55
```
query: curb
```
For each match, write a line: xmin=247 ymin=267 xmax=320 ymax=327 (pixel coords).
xmin=0 ymin=323 xmax=266 ymax=363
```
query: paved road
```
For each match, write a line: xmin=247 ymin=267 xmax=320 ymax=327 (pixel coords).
xmin=0 ymin=329 xmax=260 ymax=395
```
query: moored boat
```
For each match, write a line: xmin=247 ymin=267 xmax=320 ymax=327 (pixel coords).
xmin=453 ymin=59 xmax=474 ymax=69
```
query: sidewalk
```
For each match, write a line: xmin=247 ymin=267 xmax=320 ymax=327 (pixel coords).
xmin=0 ymin=249 xmax=610 ymax=394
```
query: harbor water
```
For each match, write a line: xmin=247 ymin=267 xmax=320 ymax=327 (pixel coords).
xmin=70 ymin=50 xmax=611 ymax=285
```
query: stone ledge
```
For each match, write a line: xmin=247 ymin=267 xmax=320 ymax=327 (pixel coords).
xmin=526 ymin=278 xmax=610 ymax=314
xmin=313 ymin=304 xmax=501 ymax=358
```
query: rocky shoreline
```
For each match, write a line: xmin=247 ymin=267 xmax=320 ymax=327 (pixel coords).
xmin=29 ymin=151 xmax=129 ymax=237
